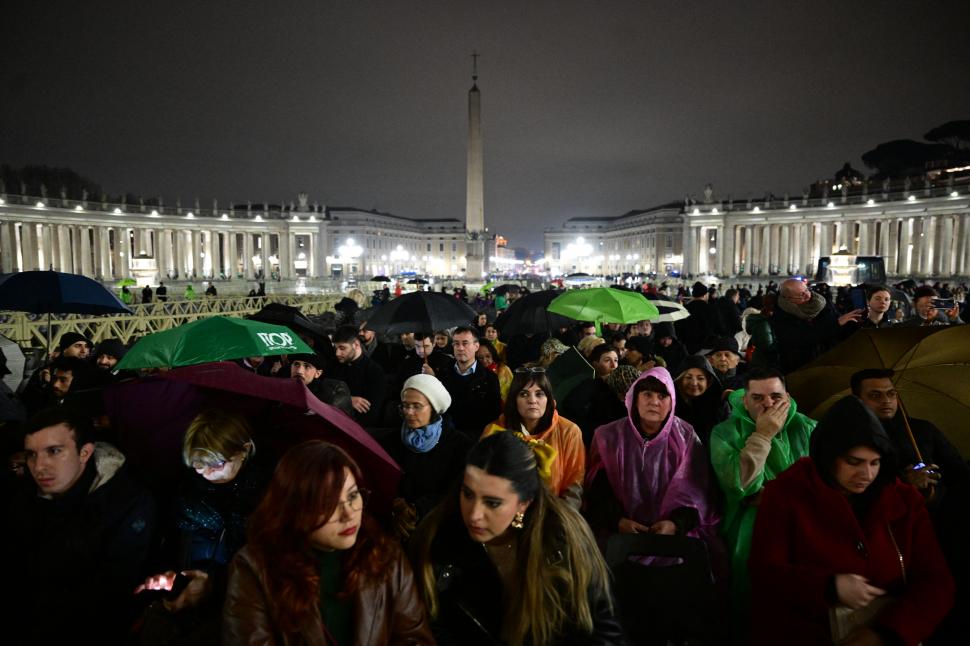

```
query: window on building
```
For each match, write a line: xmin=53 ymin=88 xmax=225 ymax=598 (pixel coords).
xmin=440 ymin=242 xmax=444 ymax=252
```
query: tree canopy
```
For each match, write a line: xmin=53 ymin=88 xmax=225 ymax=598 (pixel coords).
xmin=924 ymin=120 xmax=970 ymax=150
xmin=860 ymin=139 xmax=950 ymax=178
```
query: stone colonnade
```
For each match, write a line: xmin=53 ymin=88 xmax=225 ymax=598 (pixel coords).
xmin=687 ymin=210 xmax=970 ymax=278
xmin=0 ymin=219 xmax=318 ymax=281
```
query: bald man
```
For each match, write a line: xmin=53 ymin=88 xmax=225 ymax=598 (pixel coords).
xmin=766 ymin=279 xmax=861 ymax=373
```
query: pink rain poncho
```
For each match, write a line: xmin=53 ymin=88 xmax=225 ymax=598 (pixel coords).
xmin=586 ymin=366 xmax=725 ymax=575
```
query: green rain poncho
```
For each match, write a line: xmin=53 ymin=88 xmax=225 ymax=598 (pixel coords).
xmin=710 ymin=389 xmax=815 ymax=608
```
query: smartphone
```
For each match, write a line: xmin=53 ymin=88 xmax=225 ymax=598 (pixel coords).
xmin=138 ymin=572 xmax=191 ymax=601
xmin=912 ymin=462 xmax=938 ymax=475
xmin=931 ymin=298 xmax=955 ymax=310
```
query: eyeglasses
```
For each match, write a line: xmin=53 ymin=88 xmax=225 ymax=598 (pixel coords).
xmin=191 ymin=458 xmax=227 ymax=471
xmin=325 ymin=488 xmax=369 ymax=522
xmin=514 ymin=366 xmax=546 ymax=374
xmin=399 ymin=402 xmax=429 ymax=413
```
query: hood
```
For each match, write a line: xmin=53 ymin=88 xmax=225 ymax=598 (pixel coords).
xmin=810 ymin=395 xmax=897 ymax=491
xmin=672 ymin=354 xmax=723 ymax=403
xmin=89 ymin=442 xmax=126 ymax=493
xmin=624 ymin=366 xmax=677 ymax=436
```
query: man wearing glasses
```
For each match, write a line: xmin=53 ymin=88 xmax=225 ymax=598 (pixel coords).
xmin=437 ymin=326 xmax=501 ymax=438
xmin=765 ymin=278 xmax=861 ymax=374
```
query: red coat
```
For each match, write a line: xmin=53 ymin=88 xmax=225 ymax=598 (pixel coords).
xmin=749 ymin=458 xmax=953 ymax=646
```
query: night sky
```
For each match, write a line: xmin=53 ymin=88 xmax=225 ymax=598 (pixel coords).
xmin=4 ymin=1 xmax=969 ymax=249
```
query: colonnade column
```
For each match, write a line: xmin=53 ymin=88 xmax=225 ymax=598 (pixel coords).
xmin=225 ymin=232 xmax=237 ymax=279
xmin=778 ymin=225 xmax=791 ymax=274
xmin=76 ymin=227 xmax=95 ymax=276
xmin=917 ymin=217 xmax=933 ymax=276
xmin=936 ymin=216 xmax=952 ymax=276
xmin=718 ymin=224 xmax=731 ymax=276
xmin=279 ymin=230 xmax=292 ymax=280
xmin=242 ymin=233 xmax=254 ymax=280
xmin=0 ymin=222 xmax=16 ymax=272
xmin=259 ymin=232 xmax=270 ymax=279
xmin=957 ymin=215 xmax=970 ymax=276
xmin=121 ymin=227 xmax=133 ymax=279
xmin=209 ymin=230 xmax=222 ymax=278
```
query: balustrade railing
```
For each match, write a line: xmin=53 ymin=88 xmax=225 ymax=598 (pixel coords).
xmin=0 ymin=294 xmax=344 ymax=348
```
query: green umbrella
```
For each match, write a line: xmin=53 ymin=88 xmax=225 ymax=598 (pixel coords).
xmin=548 ymin=287 xmax=660 ymax=333
xmin=116 ymin=278 xmax=138 ymax=287
xmin=116 ymin=316 xmax=314 ymax=370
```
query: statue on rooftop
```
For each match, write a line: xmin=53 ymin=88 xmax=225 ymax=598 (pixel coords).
xmin=703 ymin=184 xmax=714 ymax=204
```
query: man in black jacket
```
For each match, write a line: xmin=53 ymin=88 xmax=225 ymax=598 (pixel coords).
xmin=289 ymin=353 xmax=353 ymax=415
xmin=768 ymin=278 xmax=860 ymax=373
xmin=437 ymin=326 xmax=501 ymax=438
xmin=4 ymin=408 xmax=157 ymax=643
xmin=330 ymin=325 xmax=386 ymax=427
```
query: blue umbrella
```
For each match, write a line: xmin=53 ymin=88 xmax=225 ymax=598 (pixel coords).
xmin=0 ymin=270 xmax=133 ymax=350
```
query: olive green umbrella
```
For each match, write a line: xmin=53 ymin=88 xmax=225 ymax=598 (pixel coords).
xmin=116 ymin=316 xmax=314 ymax=370
xmin=548 ymin=287 xmax=660 ymax=333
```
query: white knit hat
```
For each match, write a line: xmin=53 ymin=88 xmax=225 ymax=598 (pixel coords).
xmin=402 ymin=374 xmax=452 ymax=414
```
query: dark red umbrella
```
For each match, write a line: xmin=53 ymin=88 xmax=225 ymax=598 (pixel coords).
xmin=104 ymin=362 xmax=400 ymax=512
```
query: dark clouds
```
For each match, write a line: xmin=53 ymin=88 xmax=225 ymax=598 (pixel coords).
xmin=3 ymin=1 xmax=969 ymax=247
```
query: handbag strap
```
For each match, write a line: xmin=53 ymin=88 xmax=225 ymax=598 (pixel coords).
xmin=886 ymin=524 xmax=906 ymax=583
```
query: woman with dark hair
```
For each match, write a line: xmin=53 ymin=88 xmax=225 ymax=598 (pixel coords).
xmin=476 ymin=339 xmax=513 ymax=404
xmin=673 ymin=355 xmax=725 ymax=445
xmin=223 ymin=441 xmax=433 ymax=645
xmin=585 ymin=367 xmax=724 ymax=573
xmin=749 ymin=396 xmax=954 ymax=646
xmin=482 ymin=370 xmax=585 ymax=508
xmin=411 ymin=432 xmax=624 ymax=645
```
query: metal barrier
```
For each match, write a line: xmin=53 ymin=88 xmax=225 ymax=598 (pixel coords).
xmin=0 ymin=294 xmax=345 ymax=348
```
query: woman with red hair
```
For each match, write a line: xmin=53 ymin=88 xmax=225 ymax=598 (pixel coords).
xmin=223 ymin=441 xmax=433 ymax=645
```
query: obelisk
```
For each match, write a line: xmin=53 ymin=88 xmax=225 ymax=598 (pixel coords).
xmin=465 ymin=52 xmax=487 ymax=279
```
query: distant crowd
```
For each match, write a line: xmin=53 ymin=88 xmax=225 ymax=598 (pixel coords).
xmin=1 ymin=275 xmax=967 ymax=644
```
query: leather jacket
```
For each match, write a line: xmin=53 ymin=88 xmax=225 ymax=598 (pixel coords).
xmin=223 ymin=543 xmax=434 ymax=645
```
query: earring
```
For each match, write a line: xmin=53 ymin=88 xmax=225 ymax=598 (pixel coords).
xmin=511 ymin=512 xmax=525 ymax=530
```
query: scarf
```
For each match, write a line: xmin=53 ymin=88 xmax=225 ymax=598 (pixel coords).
xmin=777 ymin=291 xmax=826 ymax=320
xmin=401 ymin=415 xmax=444 ymax=453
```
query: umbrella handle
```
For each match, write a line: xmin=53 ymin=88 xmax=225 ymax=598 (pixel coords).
xmin=896 ymin=397 xmax=925 ymax=465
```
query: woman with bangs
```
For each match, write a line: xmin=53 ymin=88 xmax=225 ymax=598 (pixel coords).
xmin=482 ymin=370 xmax=586 ymax=509
xmin=223 ymin=440 xmax=433 ymax=645
xmin=411 ymin=431 xmax=624 ymax=645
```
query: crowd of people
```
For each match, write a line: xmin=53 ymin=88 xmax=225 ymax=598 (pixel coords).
xmin=0 ymin=276 xmax=967 ymax=644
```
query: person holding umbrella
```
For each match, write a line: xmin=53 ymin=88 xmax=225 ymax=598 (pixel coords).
xmin=749 ymin=396 xmax=954 ymax=646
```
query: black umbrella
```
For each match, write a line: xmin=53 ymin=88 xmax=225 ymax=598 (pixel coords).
xmin=363 ymin=291 xmax=476 ymax=335
xmin=370 ymin=275 xmax=391 ymax=282
xmin=406 ymin=278 xmax=429 ymax=285
xmin=492 ymin=284 xmax=521 ymax=296
xmin=493 ymin=289 xmax=575 ymax=340
xmin=0 ymin=270 xmax=132 ymax=351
